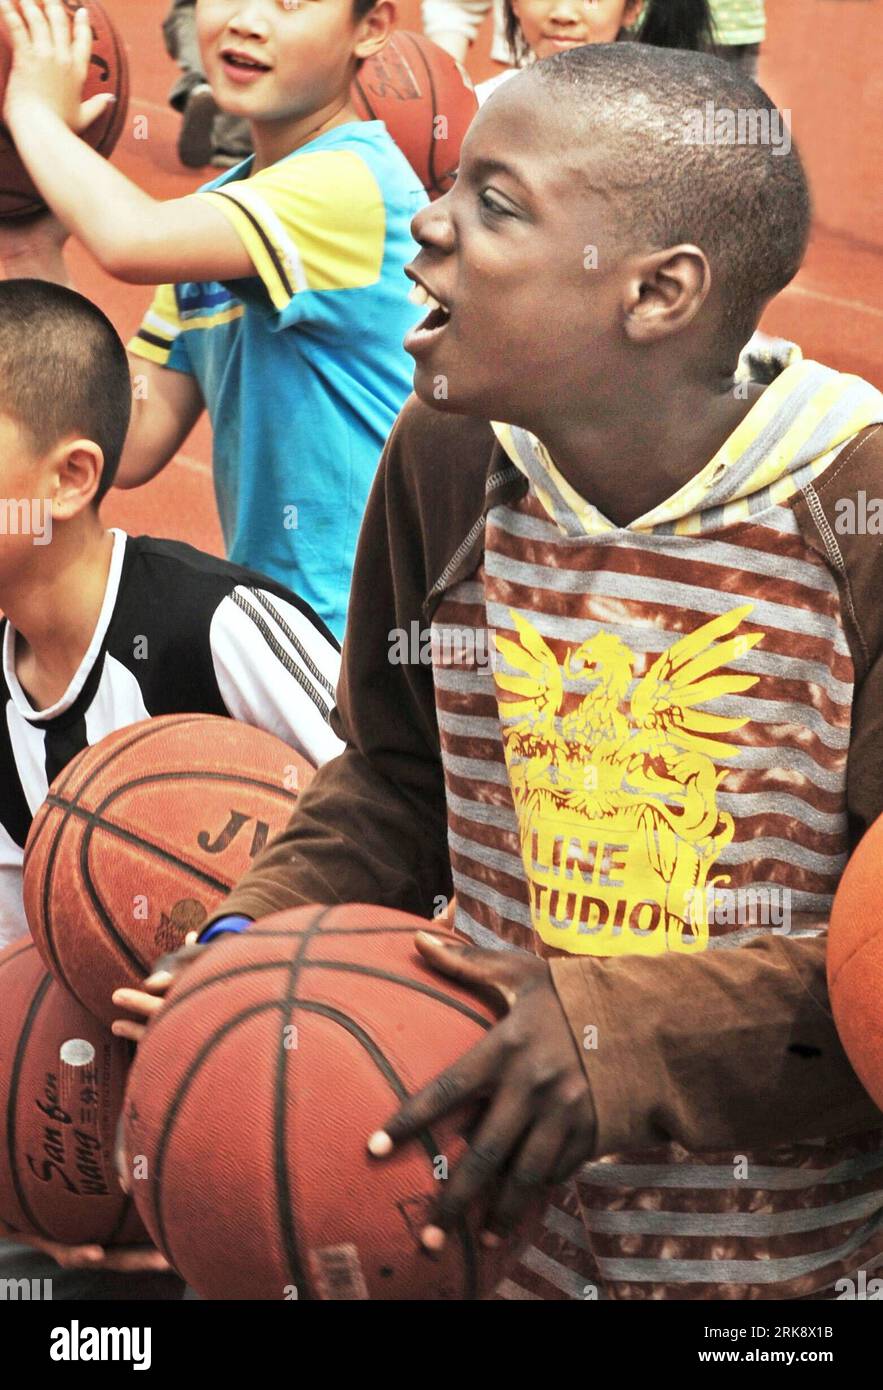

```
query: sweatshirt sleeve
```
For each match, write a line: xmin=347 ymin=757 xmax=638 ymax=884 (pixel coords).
xmin=550 ymin=927 xmax=882 ymax=1157
xmin=202 ymin=407 xmax=454 ymax=927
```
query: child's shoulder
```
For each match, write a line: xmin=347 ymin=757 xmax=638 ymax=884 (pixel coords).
xmin=249 ymin=121 xmax=425 ymax=211
xmin=115 ymin=535 xmax=312 ymax=623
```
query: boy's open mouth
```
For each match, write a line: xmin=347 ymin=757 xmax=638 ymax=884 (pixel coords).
xmin=406 ymin=281 xmax=452 ymax=347
xmin=221 ymin=49 xmax=273 ymax=76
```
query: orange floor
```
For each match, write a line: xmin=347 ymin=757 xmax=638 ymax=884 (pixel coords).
xmin=81 ymin=0 xmax=881 ymax=558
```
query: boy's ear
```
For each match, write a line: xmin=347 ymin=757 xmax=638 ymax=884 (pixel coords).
xmin=353 ymin=0 xmax=396 ymax=61
xmin=48 ymin=439 xmax=105 ymax=520
xmin=622 ymin=245 xmax=711 ymax=344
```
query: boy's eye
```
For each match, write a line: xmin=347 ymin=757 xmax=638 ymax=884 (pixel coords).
xmin=479 ymin=189 xmax=514 ymax=218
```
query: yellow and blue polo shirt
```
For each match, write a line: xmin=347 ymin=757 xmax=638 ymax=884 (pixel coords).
xmin=129 ymin=121 xmax=427 ymax=639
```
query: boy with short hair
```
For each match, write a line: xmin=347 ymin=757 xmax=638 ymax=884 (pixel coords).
xmin=0 ymin=0 xmax=426 ymax=640
xmin=0 ymin=276 xmax=342 ymax=1290
xmin=0 ymin=277 xmax=343 ymax=951
xmin=147 ymin=48 xmax=883 ymax=1300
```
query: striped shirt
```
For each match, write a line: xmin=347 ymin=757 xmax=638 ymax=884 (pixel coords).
xmin=431 ymin=359 xmax=883 ymax=1297
xmin=211 ymin=359 xmax=883 ymax=1302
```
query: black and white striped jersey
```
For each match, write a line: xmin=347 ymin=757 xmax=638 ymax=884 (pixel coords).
xmin=0 ymin=529 xmax=343 ymax=949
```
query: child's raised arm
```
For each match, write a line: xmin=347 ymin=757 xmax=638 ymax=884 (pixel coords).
xmin=0 ymin=0 xmax=255 ymax=286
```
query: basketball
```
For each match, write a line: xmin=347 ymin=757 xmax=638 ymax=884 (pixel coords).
xmin=0 ymin=0 xmax=130 ymax=219
xmin=0 ymin=937 xmax=144 ymax=1246
xmin=23 ymin=715 xmax=315 ymax=1027
xmin=827 ymin=814 xmax=883 ymax=1108
xmin=351 ymin=31 xmax=477 ymax=199
xmin=121 ymin=904 xmax=540 ymax=1300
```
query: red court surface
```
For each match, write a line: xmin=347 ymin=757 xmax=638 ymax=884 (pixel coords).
xmin=70 ymin=0 xmax=881 ymax=558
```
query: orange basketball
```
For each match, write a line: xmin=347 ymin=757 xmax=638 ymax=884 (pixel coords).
xmin=0 ymin=938 xmax=145 ymax=1246
xmin=23 ymin=715 xmax=314 ymax=1026
xmin=121 ymin=904 xmax=541 ymax=1300
xmin=351 ymin=31 xmax=477 ymax=199
xmin=0 ymin=0 xmax=130 ymax=219
xmin=828 ymin=814 xmax=883 ymax=1108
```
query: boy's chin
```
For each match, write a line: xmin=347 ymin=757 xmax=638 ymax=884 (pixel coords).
xmin=412 ymin=368 xmax=488 ymax=418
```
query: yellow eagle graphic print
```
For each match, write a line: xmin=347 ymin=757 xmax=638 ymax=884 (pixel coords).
xmin=494 ymin=605 xmax=763 ymax=955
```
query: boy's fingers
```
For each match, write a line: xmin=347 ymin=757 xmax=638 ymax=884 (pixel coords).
xmin=52 ymin=1244 xmax=105 ymax=1269
xmin=422 ymin=1095 xmax=528 ymax=1243
xmin=414 ymin=932 xmax=520 ymax=1008
xmin=110 ymin=1019 xmax=148 ymax=1043
xmin=22 ymin=1238 xmax=104 ymax=1269
xmin=87 ymin=1247 xmax=172 ymax=1274
xmin=77 ymin=91 xmax=115 ymax=131
xmin=0 ymin=0 xmax=29 ymax=50
xmin=369 ymin=1032 xmax=499 ymax=1153
xmin=484 ymin=1113 xmax=570 ymax=1238
xmin=43 ymin=0 xmax=72 ymax=57
xmin=550 ymin=1134 xmax=592 ymax=1186
xmin=112 ymin=986 xmax=166 ymax=1019
xmin=19 ymin=0 xmax=52 ymax=51
xmin=34 ymin=1239 xmax=169 ymax=1273
xmin=70 ymin=2 xmax=93 ymax=74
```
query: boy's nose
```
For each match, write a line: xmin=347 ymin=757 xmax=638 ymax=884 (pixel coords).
xmin=227 ymin=5 xmax=271 ymax=39
xmin=411 ymin=195 xmax=456 ymax=253
xmin=546 ymin=0 xmax=586 ymax=23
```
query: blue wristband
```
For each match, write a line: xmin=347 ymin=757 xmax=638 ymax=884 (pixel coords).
xmin=198 ymin=914 xmax=253 ymax=943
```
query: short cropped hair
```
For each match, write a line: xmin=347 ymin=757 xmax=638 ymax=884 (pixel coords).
xmin=0 ymin=280 xmax=131 ymax=503
xmin=531 ymin=45 xmax=811 ymax=353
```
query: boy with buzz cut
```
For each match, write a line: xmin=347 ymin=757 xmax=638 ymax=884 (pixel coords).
xmin=134 ymin=46 xmax=883 ymax=1301
xmin=0 ymin=0 xmax=426 ymax=641
xmin=0 ymin=277 xmax=343 ymax=1293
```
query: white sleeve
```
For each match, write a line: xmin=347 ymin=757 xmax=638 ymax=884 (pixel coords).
xmin=0 ymin=824 xmax=28 ymax=953
xmin=209 ymin=587 xmax=345 ymax=768
xmin=421 ymin=0 xmax=493 ymax=44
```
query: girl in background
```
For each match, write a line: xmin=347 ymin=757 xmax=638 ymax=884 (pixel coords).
xmin=458 ymin=0 xmax=715 ymax=104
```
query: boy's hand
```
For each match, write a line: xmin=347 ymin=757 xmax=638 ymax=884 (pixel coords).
xmin=0 ymin=0 xmax=115 ymax=131
xmin=111 ymin=933 xmax=206 ymax=1044
xmin=367 ymin=933 xmax=596 ymax=1249
xmin=1 ymin=1225 xmax=171 ymax=1273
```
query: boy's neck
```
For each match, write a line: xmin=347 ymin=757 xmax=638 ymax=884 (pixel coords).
xmin=6 ymin=522 xmax=116 ymax=713
xmin=528 ymin=373 xmax=767 ymax=529
xmin=249 ymin=97 xmax=360 ymax=173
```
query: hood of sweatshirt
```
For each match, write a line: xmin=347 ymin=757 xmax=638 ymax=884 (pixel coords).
xmin=491 ymin=354 xmax=883 ymax=539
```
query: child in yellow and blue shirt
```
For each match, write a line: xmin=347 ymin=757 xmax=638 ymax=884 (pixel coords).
xmin=0 ymin=0 xmax=425 ymax=640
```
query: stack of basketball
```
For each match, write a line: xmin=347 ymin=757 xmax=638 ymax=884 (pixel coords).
xmin=10 ymin=706 xmax=883 ymax=1298
xmin=2 ymin=716 xmax=312 ymax=1271
xmin=3 ymin=714 xmax=530 ymax=1299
